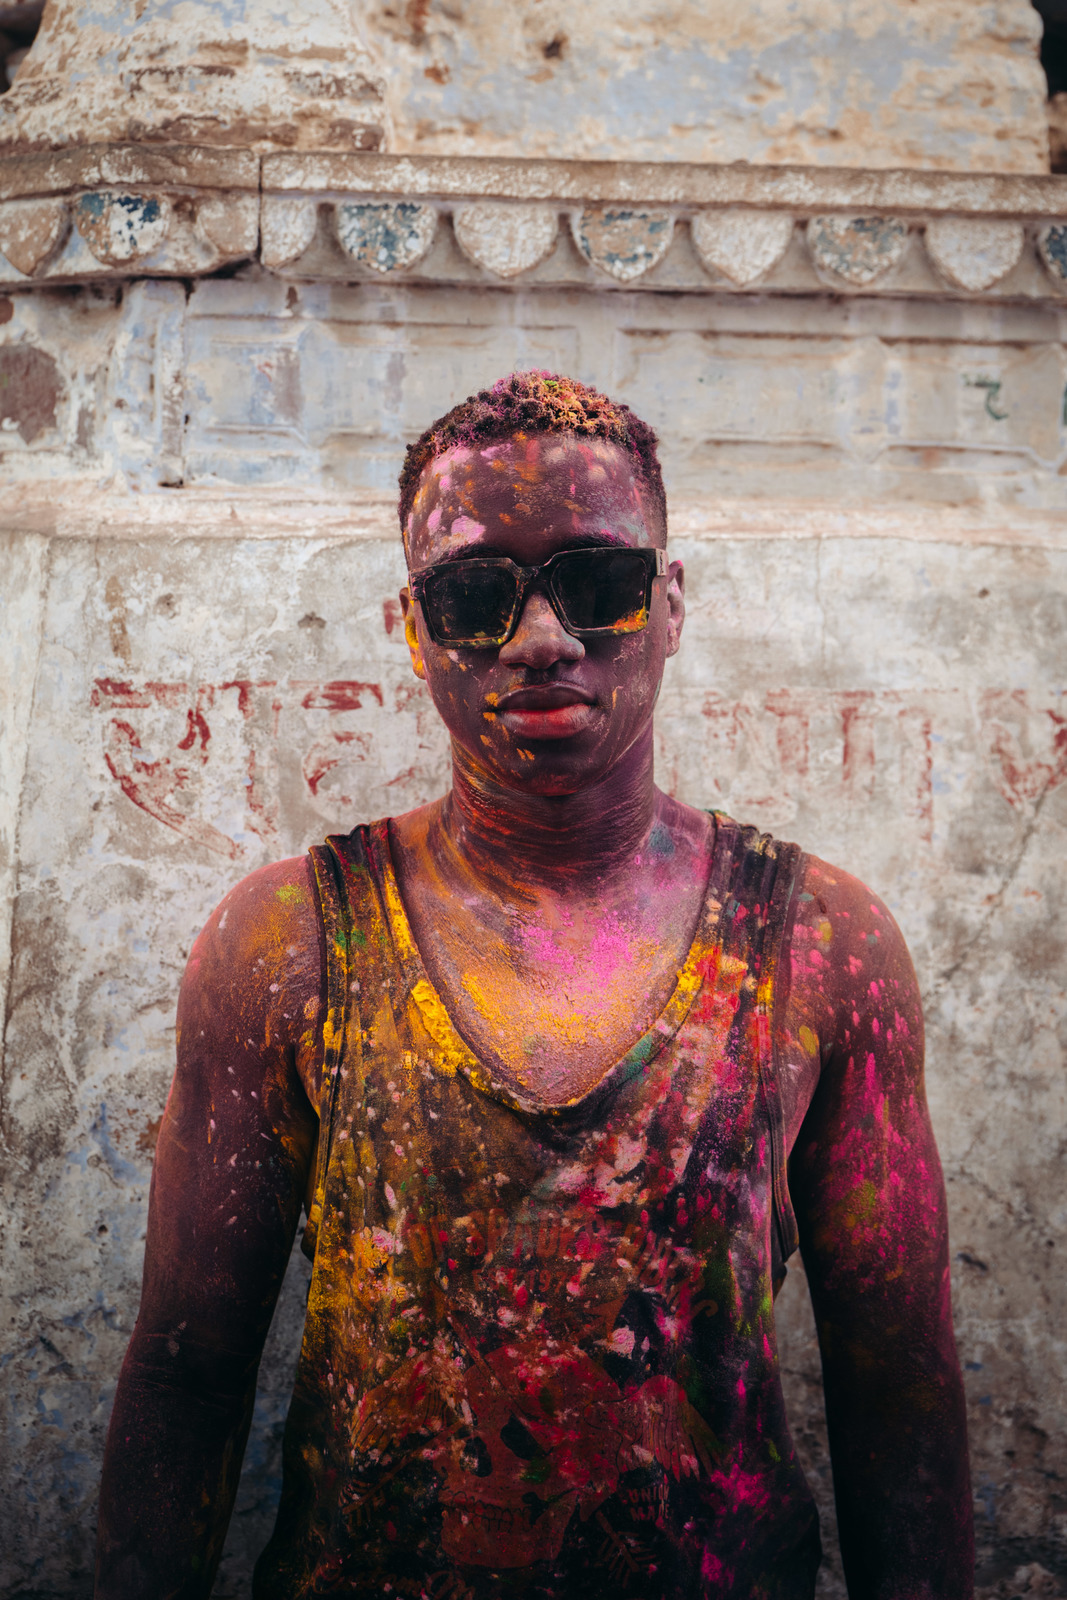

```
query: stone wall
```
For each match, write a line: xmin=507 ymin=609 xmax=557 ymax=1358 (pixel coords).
xmin=0 ymin=1 xmax=1051 ymax=171
xmin=359 ymin=0 xmax=1050 ymax=174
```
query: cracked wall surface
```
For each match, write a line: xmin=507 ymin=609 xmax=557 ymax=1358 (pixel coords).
xmin=0 ymin=1 xmax=1051 ymax=172
xmin=356 ymin=0 xmax=1050 ymax=173
xmin=1 ymin=511 xmax=1065 ymax=1596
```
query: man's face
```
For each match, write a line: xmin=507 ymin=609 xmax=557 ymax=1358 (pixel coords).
xmin=400 ymin=431 xmax=684 ymax=797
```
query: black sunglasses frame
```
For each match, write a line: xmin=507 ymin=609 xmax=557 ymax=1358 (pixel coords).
xmin=408 ymin=546 xmax=667 ymax=649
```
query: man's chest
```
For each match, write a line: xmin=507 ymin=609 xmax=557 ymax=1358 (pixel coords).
xmin=424 ymin=941 xmax=686 ymax=1103
xmin=404 ymin=879 xmax=710 ymax=1106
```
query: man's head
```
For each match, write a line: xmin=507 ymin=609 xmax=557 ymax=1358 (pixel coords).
xmin=397 ymin=371 xmax=666 ymax=550
xmin=397 ymin=373 xmax=683 ymax=800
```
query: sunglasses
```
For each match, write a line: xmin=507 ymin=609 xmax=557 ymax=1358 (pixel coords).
xmin=408 ymin=546 xmax=667 ymax=649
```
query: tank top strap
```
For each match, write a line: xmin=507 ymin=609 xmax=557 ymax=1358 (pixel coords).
xmin=303 ymin=825 xmax=376 ymax=1259
xmin=708 ymin=811 xmax=804 ymax=1274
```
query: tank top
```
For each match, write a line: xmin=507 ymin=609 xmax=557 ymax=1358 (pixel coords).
xmin=254 ymin=814 xmax=821 ymax=1600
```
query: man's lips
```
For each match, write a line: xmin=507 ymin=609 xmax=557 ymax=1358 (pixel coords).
xmin=492 ymin=683 xmax=598 ymax=739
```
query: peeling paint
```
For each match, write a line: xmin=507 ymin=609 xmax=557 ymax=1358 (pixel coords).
xmin=573 ymin=207 xmax=674 ymax=282
xmin=807 ymin=214 xmax=909 ymax=286
xmin=74 ymin=192 xmax=170 ymax=267
xmin=334 ymin=200 xmax=437 ymax=273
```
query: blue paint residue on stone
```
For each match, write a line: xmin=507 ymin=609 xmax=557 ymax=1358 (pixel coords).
xmin=576 ymin=208 xmax=674 ymax=279
xmin=1042 ymin=224 xmax=1067 ymax=281
xmin=336 ymin=202 xmax=435 ymax=272
xmin=76 ymin=192 xmax=108 ymax=222
xmin=808 ymin=215 xmax=908 ymax=285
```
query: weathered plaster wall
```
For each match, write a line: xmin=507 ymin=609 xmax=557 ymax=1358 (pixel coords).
xmin=358 ymin=0 xmax=1050 ymax=174
xmin=0 ymin=0 xmax=1052 ymax=173
xmin=3 ymin=276 xmax=1067 ymax=504
xmin=0 ymin=0 xmax=387 ymax=152
xmin=1 ymin=273 xmax=1066 ymax=1596
xmin=2 ymin=510 xmax=1065 ymax=1596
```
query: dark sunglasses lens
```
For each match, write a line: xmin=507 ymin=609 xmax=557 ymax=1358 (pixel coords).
xmin=422 ymin=562 xmax=518 ymax=643
xmin=552 ymin=550 xmax=652 ymax=632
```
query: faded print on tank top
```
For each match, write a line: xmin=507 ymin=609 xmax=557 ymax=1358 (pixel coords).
xmin=254 ymin=817 xmax=821 ymax=1600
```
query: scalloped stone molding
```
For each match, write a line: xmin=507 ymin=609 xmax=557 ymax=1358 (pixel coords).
xmin=261 ymin=198 xmax=319 ymax=271
xmin=925 ymin=217 xmax=1026 ymax=291
xmin=572 ymin=207 xmax=674 ymax=282
xmin=73 ymin=191 xmax=170 ymax=266
xmin=0 ymin=197 xmax=68 ymax=276
xmin=335 ymin=201 xmax=437 ymax=273
xmin=690 ymin=208 xmax=794 ymax=286
xmin=2 ymin=158 xmax=1067 ymax=300
xmin=196 ymin=196 xmax=260 ymax=261
xmin=453 ymin=202 xmax=559 ymax=279
xmin=807 ymin=215 xmax=909 ymax=286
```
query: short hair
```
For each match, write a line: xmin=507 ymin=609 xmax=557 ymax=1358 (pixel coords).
xmin=397 ymin=370 xmax=666 ymax=537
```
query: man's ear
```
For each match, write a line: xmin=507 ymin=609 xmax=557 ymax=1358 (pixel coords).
xmin=665 ymin=559 xmax=685 ymax=658
xmin=400 ymin=588 xmax=427 ymax=680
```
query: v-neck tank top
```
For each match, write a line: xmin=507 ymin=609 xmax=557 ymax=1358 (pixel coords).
xmin=254 ymin=814 xmax=821 ymax=1600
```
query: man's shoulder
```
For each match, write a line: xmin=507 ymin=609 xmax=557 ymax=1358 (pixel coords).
xmin=184 ymin=853 xmax=323 ymax=1018
xmin=782 ymin=845 xmax=920 ymax=1040
xmin=790 ymin=849 xmax=909 ymax=958
xmin=206 ymin=851 xmax=320 ymax=941
xmin=706 ymin=813 xmax=903 ymax=964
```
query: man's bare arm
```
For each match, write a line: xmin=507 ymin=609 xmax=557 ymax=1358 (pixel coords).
xmin=95 ymin=857 xmax=324 ymax=1599
xmin=784 ymin=858 xmax=974 ymax=1599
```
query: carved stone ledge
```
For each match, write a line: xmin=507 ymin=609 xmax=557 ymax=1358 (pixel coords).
xmin=0 ymin=143 xmax=260 ymax=201
xmin=259 ymin=155 xmax=1067 ymax=218
xmin=0 ymin=188 xmax=259 ymax=282
xmin=0 ymin=144 xmax=261 ymax=282
xmin=2 ymin=151 xmax=1067 ymax=300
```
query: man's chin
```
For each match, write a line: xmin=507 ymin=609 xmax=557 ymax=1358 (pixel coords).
xmin=451 ymin=716 xmax=652 ymax=800
xmin=487 ymin=749 xmax=620 ymax=800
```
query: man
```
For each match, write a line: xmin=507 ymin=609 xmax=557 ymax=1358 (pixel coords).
xmin=96 ymin=372 xmax=973 ymax=1599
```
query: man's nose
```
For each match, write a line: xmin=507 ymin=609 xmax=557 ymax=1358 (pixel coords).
xmin=497 ymin=589 xmax=585 ymax=669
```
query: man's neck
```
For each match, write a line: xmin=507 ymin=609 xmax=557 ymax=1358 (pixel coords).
xmin=443 ymin=730 xmax=660 ymax=895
